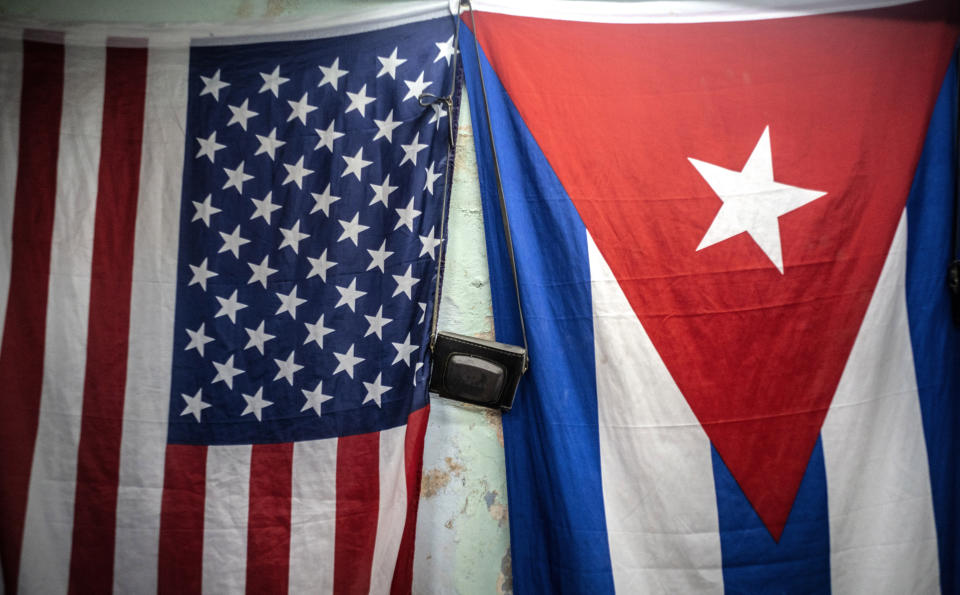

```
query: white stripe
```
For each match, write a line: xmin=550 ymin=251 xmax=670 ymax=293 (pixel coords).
xmin=0 ymin=2 xmax=449 ymax=49
xmin=0 ymin=42 xmax=21 ymax=594
xmin=288 ymin=438 xmax=338 ymax=595
xmin=17 ymin=39 xmax=105 ymax=595
xmin=202 ymin=445 xmax=252 ymax=595
xmin=821 ymin=213 xmax=939 ymax=594
xmin=0 ymin=34 xmax=22 ymax=344
xmin=589 ymin=233 xmax=724 ymax=594
xmin=470 ymin=0 xmax=915 ymax=24
xmin=369 ymin=425 xmax=409 ymax=595
xmin=112 ymin=43 xmax=189 ymax=595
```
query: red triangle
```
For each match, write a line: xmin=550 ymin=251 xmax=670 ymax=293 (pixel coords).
xmin=472 ymin=5 xmax=957 ymax=538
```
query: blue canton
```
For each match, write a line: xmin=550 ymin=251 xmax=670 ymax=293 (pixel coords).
xmin=169 ymin=17 xmax=455 ymax=445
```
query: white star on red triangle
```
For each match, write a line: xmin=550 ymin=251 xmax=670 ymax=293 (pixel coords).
xmin=689 ymin=126 xmax=827 ymax=273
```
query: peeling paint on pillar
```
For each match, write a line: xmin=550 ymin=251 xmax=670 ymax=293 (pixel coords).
xmin=413 ymin=93 xmax=512 ymax=595
xmin=497 ymin=548 xmax=513 ymax=595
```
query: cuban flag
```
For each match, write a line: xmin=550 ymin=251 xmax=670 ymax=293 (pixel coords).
xmin=460 ymin=0 xmax=960 ymax=592
xmin=0 ymin=4 xmax=457 ymax=593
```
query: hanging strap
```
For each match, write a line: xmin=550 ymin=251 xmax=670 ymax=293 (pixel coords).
xmin=465 ymin=1 xmax=530 ymax=367
xmin=423 ymin=1 xmax=462 ymax=349
xmin=428 ymin=0 xmax=529 ymax=370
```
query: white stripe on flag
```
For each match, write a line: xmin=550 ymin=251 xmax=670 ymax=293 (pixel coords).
xmin=113 ymin=43 xmax=189 ymax=595
xmin=468 ymin=0 xmax=916 ymax=24
xmin=288 ymin=438 xmax=338 ymax=595
xmin=369 ymin=424 xmax=408 ymax=595
xmin=0 ymin=2 xmax=448 ymax=50
xmin=821 ymin=212 xmax=940 ymax=593
xmin=203 ymin=444 xmax=252 ymax=595
xmin=18 ymin=39 xmax=104 ymax=595
xmin=588 ymin=232 xmax=724 ymax=594
xmin=0 ymin=34 xmax=22 ymax=345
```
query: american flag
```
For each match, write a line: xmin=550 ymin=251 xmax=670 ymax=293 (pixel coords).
xmin=0 ymin=7 xmax=456 ymax=594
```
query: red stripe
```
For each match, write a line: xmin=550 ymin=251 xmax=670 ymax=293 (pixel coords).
xmin=246 ymin=443 xmax=293 ymax=595
xmin=67 ymin=44 xmax=147 ymax=595
xmin=0 ymin=35 xmax=64 ymax=595
xmin=158 ymin=444 xmax=207 ymax=595
xmin=390 ymin=405 xmax=430 ymax=595
xmin=333 ymin=431 xmax=380 ymax=595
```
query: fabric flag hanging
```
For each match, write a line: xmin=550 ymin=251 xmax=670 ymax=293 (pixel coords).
xmin=0 ymin=3 xmax=458 ymax=593
xmin=461 ymin=0 xmax=960 ymax=593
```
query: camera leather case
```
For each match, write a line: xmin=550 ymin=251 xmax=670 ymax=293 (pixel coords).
xmin=428 ymin=331 xmax=527 ymax=411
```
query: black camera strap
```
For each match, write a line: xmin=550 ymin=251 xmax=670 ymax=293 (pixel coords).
xmin=428 ymin=1 xmax=529 ymax=371
xmin=423 ymin=1 xmax=462 ymax=349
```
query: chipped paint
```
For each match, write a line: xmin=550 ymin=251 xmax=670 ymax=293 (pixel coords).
xmin=413 ymin=93 xmax=511 ymax=594
xmin=497 ymin=548 xmax=513 ymax=595
xmin=489 ymin=502 xmax=508 ymax=528
xmin=445 ymin=456 xmax=466 ymax=476
xmin=422 ymin=468 xmax=451 ymax=499
xmin=483 ymin=408 xmax=505 ymax=447
xmin=485 ymin=490 xmax=509 ymax=528
xmin=421 ymin=456 xmax=466 ymax=499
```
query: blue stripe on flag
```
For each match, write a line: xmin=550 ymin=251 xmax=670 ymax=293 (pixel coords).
xmin=460 ymin=23 xmax=616 ymax=594
xmin=713 ymin=439 xmax=831 ymax=594
xmin=906 ymin=53 xmax=960 ymax=595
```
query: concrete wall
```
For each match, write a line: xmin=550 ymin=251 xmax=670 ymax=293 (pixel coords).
xmin=0 ymin=1 xmax=510 ymax=593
